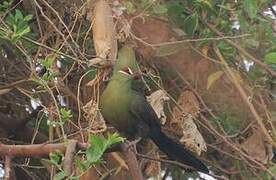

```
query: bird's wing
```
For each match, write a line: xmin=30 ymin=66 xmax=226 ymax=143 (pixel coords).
xmin=129 ymin=93 xmax=161 ymax=137
xmin=131 ymin=79 xmax=146 ymax=93
xmin=129 ymin=93 xmax=209 ymax=173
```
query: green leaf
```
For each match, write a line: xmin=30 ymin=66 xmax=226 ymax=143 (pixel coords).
xmin=15 ymin=9 xmax=23 ymax=20
xmin=123 ymin=1 xmax=135 ymax=14
xmin=0 ymin=29 xmax=5 ymax=38
xmin=244 ymin=0 xmax=257 ymax=19
xmin=269 ymin=165 xmax=276 ymax=174
xmin=49 ymin=152 xmax=63 ymax=167
xmin=86 ymin=135 xmax=105 ymax=163
xmin=6 ymin=14 xmax=15 ymax=27
xmin=40 ymin=57 xmax=55 ymax=69
xmin=0 ymin=0 xmax=12 ymax=12
xmin=16 ymin=26 xmax=30 ymax=37
xmin=4 ymin=9 xmax=32 ymax=43
xmin=60 ymin=108 xmax=72 ymax=122
xmin=24 ymin=14 xmax=33 ymax=21
xmin=264 ymin=52 xmax=276 ymax=64
xmin=184 ymin=13 xmax=198 ymax=36
xmin=54 ymin=171 xmax=66 ymax=180
xmin=75 ymin=158 xmax=88 ymax=172
xmin=85 ymin=133 xmax=124 ymax=167
xmin=139 ymin=0 xmax=149 ymax=9
xmin=152 ymin=4 xmax=168 ymax=14
xmin=70 ymin=176 xmax=80 ymax=180
xmin=41 ymin=71 xmax=58 ymax=82
xmin=106 ymin=133 xmax=125 ymax=147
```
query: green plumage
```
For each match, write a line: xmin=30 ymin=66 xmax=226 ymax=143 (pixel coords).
xmin=100 ymin=45 xmax=209 ymax=173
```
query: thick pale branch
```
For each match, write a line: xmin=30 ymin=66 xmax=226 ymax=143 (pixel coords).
xmin=0 ymin=142 xmax=87 ymax=157
xmin=63 ymin=140 xmax=77 ymax=176
xmin=121 ymin=143 xmax=143 ymax=180
xmin=0 ymin=141 xmax=145 ymax=179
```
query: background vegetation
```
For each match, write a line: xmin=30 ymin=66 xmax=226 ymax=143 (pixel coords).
xmin=0 ymin=0 xmax=275 ymax=179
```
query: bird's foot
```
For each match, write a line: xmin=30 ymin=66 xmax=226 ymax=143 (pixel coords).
xmin=125 ymin=137 xmax=142 ymax=154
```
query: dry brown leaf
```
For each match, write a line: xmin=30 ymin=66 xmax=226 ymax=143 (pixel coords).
xmin=171 ymin=91 xmax=206 ymax=155
xmin=83 ymin=100 xmax=107 ymax=133
xmin=201 ymin=45 xmax=209 ymax=56
xmin=179 ymin=114 xmax=207 ymax=155
xmin=89 ymin=0 xmax=117 ymax=65
xmin=241 ymin=128 xmax=273 ymax=164
xmin=147 ymin=90 xmax=169 ymax=125
xmin=117 ymin=18 xmax=131 ymax=42
xmin=177 ymin=91 xmax=200 ymax=118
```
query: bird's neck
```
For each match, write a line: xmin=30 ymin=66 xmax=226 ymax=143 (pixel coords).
xmin=108 ymin=75 xmax=132 ymax=91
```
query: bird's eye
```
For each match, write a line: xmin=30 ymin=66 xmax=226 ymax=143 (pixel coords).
xmin=118 ymin=67 xmax=133 ymax=76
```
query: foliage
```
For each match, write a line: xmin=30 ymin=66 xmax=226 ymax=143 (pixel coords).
xmin=48 ymin=133 xmax=124 ymax=179
xmin=0 ymin=9 xmax=32 ymax=43
xmin=85 ymin=133 xmax=125 ymax=165
xmin=0 ymin=0 xmax=275 ymax=179
xmin=76 ymin=133 xmax=124 ymax=175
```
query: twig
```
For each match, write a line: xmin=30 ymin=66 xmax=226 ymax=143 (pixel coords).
xmin=0 ymin=79 xmax=29 ymax=90
xmin=200 ymin=115 xmax=275 ymax=176
xmin=137 ymin=153 xmax=228 ymax=180
xmin=152 ymin=34 xmax=251 ymax=46
xmin=22 ymin=37 xmax=85 ymax=64
xmin=4 ymin=156 xmax=12 ymax=180
xmin=63 ymin=140 xmax=77 ymax=177
xmin=33 ymin=0 xmax=79 ymax=59
xmin=204 ymin=21 xmax=276 ymax=77
xmin=214 ymin=47 xmax=275 ymax=148
xmin=110 ymin=152 xmax=129 ymax=170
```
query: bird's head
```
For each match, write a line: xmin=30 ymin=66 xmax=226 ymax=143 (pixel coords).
xmin=113 ymin=46 xmax=139 ymax=73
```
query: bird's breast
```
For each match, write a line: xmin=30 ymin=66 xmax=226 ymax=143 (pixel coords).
xmin=100 ymin=84 xmax=136 ymax=135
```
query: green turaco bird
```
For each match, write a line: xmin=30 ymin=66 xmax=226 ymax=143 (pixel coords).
xmin=100 ymin=45 xmax=209 ymax=173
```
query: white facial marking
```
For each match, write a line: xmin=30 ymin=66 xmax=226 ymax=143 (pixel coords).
xmin=118 ymin=70 xmax=130 ymax=76
xmin=128 ymin=67 xmax=133 ymax=75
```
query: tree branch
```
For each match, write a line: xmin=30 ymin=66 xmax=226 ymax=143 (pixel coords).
xmin=63 ymin=140 xmax=77 ymax=177
xmin=120 ymin=143 xmax=144 ymax=180
xmin=0 ymin=142 xmax=87 ymax=157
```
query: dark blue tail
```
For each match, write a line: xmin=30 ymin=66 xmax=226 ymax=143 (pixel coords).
xmin=149 ymin=128 xmax=209 ymax=173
